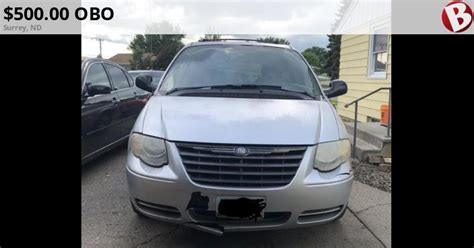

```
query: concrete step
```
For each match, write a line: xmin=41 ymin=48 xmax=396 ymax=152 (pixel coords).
xmin=345 ymin=122 xmax=391 ymax=148
xmin=347 ymin=133 xmax=381 ymax=162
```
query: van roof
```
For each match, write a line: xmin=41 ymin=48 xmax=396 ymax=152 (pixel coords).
xmin=188 ymin=39 xmax=294 ymax=50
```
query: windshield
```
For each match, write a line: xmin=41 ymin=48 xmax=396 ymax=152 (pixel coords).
xmin=159 ymin=45 xmax=321 ymax=97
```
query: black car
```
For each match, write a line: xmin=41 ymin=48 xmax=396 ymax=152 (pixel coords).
xmin=81 ymin=59 xmax=149 ymax=164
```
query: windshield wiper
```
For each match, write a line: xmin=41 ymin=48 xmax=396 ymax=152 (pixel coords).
xmin=165 ymin=85 xmax=213 ymax=95
xmin=235 ymin=84 xmax=316 ymax=99
xmin=166 ymin=84 xmax=316 ymax=99
xmin=232 ymin=84 xmax=283 ymax=90
xmin=165 ymin=84 xmax=245 ymax=95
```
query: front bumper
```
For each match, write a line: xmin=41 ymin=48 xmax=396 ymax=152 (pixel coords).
xmin=126 ymin=141 xmax=353 ymax=234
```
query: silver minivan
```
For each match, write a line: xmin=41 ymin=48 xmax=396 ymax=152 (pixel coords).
xmin=126 ymin=40 xmax=353 ymax=235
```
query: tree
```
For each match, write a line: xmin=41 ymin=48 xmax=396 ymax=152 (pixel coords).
xmin=302 ymin=46 xmax=328 ymax=75
xmin=257 ymin=37 xmax=290 ymax=45
xmin=128 ymin=34 xmax=147 ymax=69
xmin=128 ymin=21 xmax=185 ymax=70
xmin=302 ymin=50 xmax=319 ymax=66
xmin=152 ymin=34 xmax=185 ymax=70
xmin=304 ymin=47 xmax=328 ymax=68
xmin=324 ymin=34 xmax=341 ymax=80
xmin=129 ymin=34 xmax=185 ymax=70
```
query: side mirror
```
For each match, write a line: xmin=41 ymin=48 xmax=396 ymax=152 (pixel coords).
xmin=135 ymin=75 xmax=155 ymax=93
xmin=86 ymin=83 xmax=111 ymax=97
xmin=324 ymin=80 xmax=347 ymax=98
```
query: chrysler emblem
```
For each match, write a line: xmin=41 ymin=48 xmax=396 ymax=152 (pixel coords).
xmin=234 ymin=147 xmax=249 ymax=157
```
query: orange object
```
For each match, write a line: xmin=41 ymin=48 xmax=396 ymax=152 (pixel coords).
xmin=380 ymin=104 xmax=389 ymax=125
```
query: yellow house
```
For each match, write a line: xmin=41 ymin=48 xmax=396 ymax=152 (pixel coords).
xmin=331 ymin=0 xmax=391 ymax=122
xmin=336 ymin=34 xmax=391 ymax=122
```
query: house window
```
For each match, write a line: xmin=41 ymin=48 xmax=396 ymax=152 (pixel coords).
xmin=368 ymin=33 xmax=389 ymax=78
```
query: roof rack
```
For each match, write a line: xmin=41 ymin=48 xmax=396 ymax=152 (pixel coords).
xmin=198 ymin=38 xmax=261 ymax=42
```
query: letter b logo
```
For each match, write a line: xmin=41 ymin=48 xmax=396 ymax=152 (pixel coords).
xmin=442 ymin=1 xmax=473 ymax=33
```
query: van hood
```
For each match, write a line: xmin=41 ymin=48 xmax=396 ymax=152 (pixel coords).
xmin=138 ymin=96 xmax=341 ymax=145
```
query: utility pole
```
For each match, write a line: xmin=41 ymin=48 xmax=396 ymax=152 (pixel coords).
xmin=95 ymin=38 xmax=103 ymax=58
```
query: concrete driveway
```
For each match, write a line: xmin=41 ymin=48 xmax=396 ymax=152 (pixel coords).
xmin=82 ymin=146 xmax=391 ymax=247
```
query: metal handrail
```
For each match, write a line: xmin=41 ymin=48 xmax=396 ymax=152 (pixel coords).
xmin=344 ymin=87 xmax=391 ymax=157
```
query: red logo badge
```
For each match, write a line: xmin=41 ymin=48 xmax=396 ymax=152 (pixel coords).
xmin=442 ymin=1 xmax=473 ymax=33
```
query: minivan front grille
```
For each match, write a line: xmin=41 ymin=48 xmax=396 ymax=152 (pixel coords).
xmin=176 ymin=142 xmax=307 ymax=188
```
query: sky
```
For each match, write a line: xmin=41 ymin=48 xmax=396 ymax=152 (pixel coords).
xmin=81 ymin=34 xmax=329 ymax=59
xmin=80 ymin=0 xmax=342 ymax=58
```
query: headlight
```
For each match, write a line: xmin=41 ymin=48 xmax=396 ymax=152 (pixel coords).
xmin=130 ymin=133 xmax=168 ymax=167
xmin=314 ymin=139 xmax=351 ymax=172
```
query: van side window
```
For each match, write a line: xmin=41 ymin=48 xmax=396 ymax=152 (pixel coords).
xmin=85 ymin=64 xmax=111 ymax=88
xmin=105 ymin=64 xmax=130 ymax=90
